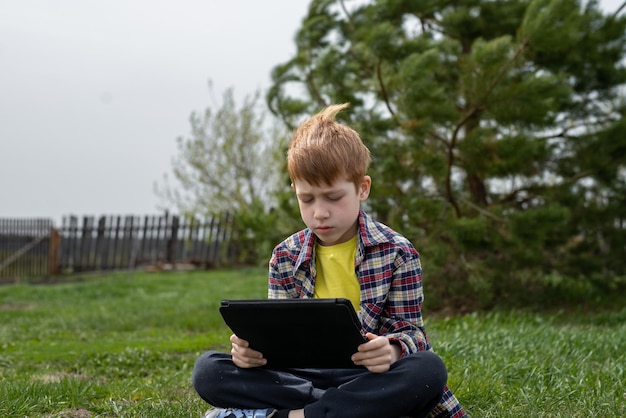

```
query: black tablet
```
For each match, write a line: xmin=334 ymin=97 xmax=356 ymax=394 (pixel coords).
xmin=219 ymin=298 xmax=367 ymax=368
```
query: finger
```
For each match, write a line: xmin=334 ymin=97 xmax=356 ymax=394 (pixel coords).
xmin=365 ymin=332 xmax=378 ymax=341
xmin=358 ymin=335 xmax=387 ymax=352
xmin=230 ymin=334 xmax=249 ymax=348
xmin=231 ymin=343 xmax=267 ymax=366
xmin=366 ymin=363 xmax=391 ymax=373
xmin=232 ymin=349 xmax=267 ymax=368
xmin=353 ymin=348 xmax=386 ymax=362
xmin=232 ymin=343 xmax=263 ymax=359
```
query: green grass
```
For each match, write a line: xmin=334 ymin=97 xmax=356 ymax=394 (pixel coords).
xmin=0 ymin=269 xmax=624 ymax=417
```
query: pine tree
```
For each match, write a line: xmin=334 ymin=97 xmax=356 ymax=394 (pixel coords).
xmin=268 ymin=0 xmax=626 ymax=308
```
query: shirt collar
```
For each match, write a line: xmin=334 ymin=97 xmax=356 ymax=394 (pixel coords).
xmin=295 ymin=210 xmax=389 ymax=271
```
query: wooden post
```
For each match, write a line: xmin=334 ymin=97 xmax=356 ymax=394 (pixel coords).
xmin=95 ymin=216 xmax=106 ymax=270
xmin=48 ymin=228 xmax=61 ymax=275
xmin=167 ymin=215 xmax=180 ymax=269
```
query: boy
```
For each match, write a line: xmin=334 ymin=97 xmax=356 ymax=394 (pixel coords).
xmin=193 ymin=103 xmax=467 ymax=418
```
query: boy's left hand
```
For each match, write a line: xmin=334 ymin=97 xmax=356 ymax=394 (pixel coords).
xmin=351 ymin=332 xmax=401 ymax=373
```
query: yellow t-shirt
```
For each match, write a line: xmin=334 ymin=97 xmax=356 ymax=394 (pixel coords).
xmin=313 ymin=236 xmax=360 ymax=312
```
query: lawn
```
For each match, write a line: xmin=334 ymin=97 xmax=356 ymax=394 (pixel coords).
xmin=0 ymin=268 xmax=624 ymax=417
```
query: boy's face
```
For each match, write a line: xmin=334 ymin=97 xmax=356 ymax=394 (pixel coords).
xmin=292 ymin=176 xmax=371 ymax=246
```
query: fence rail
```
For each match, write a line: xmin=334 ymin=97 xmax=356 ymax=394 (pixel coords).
xmin=0 ymin=213 xmax=237 ymax=279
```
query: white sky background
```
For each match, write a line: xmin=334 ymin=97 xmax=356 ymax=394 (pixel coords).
xmin=0 ymin=0 xmax=623 ymax=225
xmin=0 ymin=0 xmax=310 ymax=224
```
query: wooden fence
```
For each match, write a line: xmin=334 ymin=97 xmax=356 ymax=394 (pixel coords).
xmin=0 ymin=213 xmax=237 ymax=279
xmin=0 ymin=218 xmax=55 ymax=279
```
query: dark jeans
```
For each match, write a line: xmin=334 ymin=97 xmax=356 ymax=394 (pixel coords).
xmin=192 ymin=350 xmax=447 ymax=418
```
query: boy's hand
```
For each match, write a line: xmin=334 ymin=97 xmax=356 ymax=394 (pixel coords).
xmin=230 ymin=334 xmax=267 ymax=368
xmin=351 ymin=332 xmax=401 ymax=373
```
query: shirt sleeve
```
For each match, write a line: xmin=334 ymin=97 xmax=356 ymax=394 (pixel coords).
xmin=376 ymin=251 xmax=430 ymax=355
xmin=268 ymin=246 xmax=292 ymax=299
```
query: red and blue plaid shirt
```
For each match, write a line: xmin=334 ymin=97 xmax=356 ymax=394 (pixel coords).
xmin=268 ymin=210 xmax=467 ymax=418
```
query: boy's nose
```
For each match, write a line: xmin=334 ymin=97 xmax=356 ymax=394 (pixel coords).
xmin=313 ymin=205 xmax=330 ymax=220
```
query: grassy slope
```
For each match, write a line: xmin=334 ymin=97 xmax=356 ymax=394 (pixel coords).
xmin=0 ymin=268 xmax=624 ymax=417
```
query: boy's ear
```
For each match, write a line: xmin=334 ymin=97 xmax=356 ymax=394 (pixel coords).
xmin=359 ymin=176 xmax=371 ymax=201
xmin=291 ymin=183 xmax=295 ymax=191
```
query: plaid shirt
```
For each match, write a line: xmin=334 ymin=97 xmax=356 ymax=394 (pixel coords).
xmin=269 ymin=210 xmax=467 ymax=418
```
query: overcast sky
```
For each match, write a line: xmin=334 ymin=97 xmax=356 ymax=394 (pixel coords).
xmin=1 ymin=0 xmax=623 ymax=225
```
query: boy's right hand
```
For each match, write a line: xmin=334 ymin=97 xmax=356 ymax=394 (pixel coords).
xmin=230 ymin=334 xmax=268 ymax=368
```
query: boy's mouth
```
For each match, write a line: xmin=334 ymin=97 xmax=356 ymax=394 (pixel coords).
xmin=315 ymin=226 xmax=333 ymax=234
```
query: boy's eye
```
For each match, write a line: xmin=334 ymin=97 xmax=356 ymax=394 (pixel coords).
xmin=298 ymin=194 xmax=343 ymax=203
